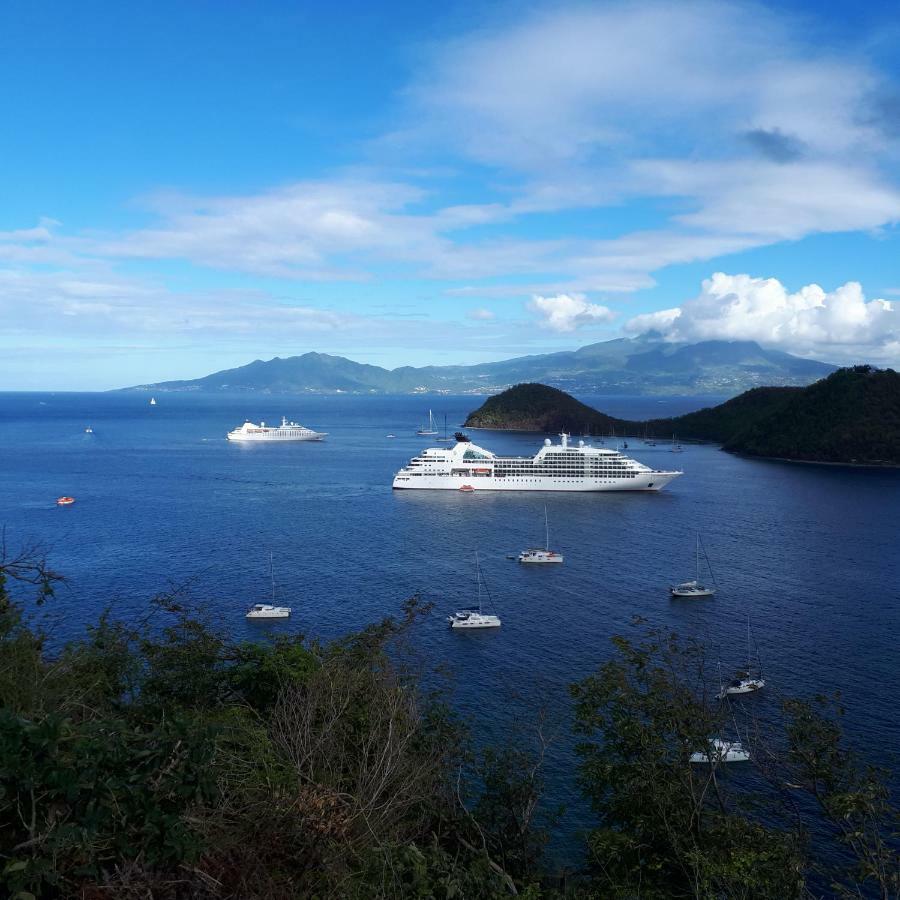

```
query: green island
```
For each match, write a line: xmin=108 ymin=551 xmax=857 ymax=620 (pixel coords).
xmin=464 ymin=366 xmax=900 ymax=466
xmin=1 ymin=549 xmax=898 ymax=898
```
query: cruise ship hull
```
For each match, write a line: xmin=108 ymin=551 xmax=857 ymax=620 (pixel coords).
xmin=392 ymin=471 xmax=679 ymax=491
xmin=227 ymin=432 xmax=324 ymax=442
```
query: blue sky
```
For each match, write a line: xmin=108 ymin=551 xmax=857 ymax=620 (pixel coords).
xmin=2 ymin=0 xmax=899 ymax=389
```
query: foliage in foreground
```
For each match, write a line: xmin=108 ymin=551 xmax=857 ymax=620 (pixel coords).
xmin=0 ymin=545 xmax=897 ymax=898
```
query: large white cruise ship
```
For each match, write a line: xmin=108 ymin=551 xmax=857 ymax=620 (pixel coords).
xmin=227 ymin=416 xmax=326 ymax=442
xmin=393 ymin=432 xmax=681 ymax=492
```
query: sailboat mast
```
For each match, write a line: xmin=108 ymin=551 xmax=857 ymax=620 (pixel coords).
xmin=696 ymin=534 xmax=701 ymax=583
xmin=747 ymin=615 xmax=754 ymax=672
xmin=475 ymin=551 xmax=482 ymax=614
xmin=544 ymin=506 xmax=550 ymax=551
xmin=270 ymin=551 xmax=275 ymax=603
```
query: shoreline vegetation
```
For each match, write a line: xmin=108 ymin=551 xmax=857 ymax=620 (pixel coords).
xmin=463 ymin=366 xmax=900 ymax=468
xmin=1 ymin=545 xmax=897 ymax=898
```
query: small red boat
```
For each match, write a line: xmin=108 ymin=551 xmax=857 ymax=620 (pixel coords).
xmin=56 ymin=496 xmax=75 ymax=506
xmin=458 ymin=485 xmax=475 ymax=493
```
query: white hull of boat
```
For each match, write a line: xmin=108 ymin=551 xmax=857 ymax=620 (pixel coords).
xmin=228 ymin=433 xmax=325 ymax=442
xmin=246 ymin=604 xmax=291 ymax=619
xmin=670 ymin=586 xmax=715 ymax=598
xmin=718 ymin=678 xmax=765 ymax=698
xmin=395 ymin=471 xmax=678 ymax=492
xmin=518 ymin=551 xmax=564 ymax=564
xmin=690 ymin=739 xmax=750 ymax=763
xmin=448 ymin=613 xmax=501 ymax=629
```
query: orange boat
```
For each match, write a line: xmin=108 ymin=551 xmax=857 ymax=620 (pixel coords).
xmin=56 ymin=496 xmax=75 ymax=506
xmin=458 ymin=485 xmax=475 ymax=493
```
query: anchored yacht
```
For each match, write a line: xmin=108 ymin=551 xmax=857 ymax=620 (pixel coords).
xmin=227 ymin=416 xmax=326 ymax=442
xmin=518 ymin=507 xmax=564 ymax=563
xmin=393 ymin=432 xmax=681 ymax=492
xmin=689 ymin=737 xmax=751 ymax=764
xmin=448 ymin=552 xmax=501 ymax=630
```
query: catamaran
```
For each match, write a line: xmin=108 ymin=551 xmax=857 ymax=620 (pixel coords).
xmin=689 ymin=737 xmax=751 ymax=764
xmin=717 ymin=617 xmax=766 ymax=698
xmin=246 ymin=554 xmax=291 ymax=619
xmin=448 ymin=552 xmax=501 ymax=629
xmin=394 ymin=432 xmax=681 ymax=493
xmin=518 ymin=506 xmax=564 ymax=563
xmin=670 ymin=534 xmax=716 ymax=598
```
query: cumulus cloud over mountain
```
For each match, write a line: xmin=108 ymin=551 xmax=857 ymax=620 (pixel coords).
xmin=626 ymin=273 xmax=899 ymax=362
xmin=528 ymin=293 xmax=616 ymax=332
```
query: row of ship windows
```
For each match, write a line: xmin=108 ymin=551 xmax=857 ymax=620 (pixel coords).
xmin=404 ymin=472 xmax=639 ymax=478
xmin=415 ymin=467 xmax=635 ymax=474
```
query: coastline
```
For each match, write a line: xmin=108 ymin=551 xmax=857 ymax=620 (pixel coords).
xmin=466 ymin=426 xmax=900 ymax=468
xmin=730 ymin=452 xmax=900 ymax=470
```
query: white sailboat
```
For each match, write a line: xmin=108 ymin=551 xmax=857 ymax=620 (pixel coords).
xmin=246 ymin=553 xmax=291 ymax=619
xmin=448 ymin=552 xmax=501 ymax=629
xmin=718 ymin=617 xmax=765 ymax=698
xmin=518 ymin=506 xmax=564 ymax=564
xmin=670 ymin=533 xmax=716 ymax=598
xmin=670 ymin=433 xmax=683 ymax=452
xmin=416 ymin=409 xmax=438 ymax=436
xmin=436 ymin=413 xmax=452 ymax=442
xmin=689 ymin=736 xmax=751 ymax=764
xmin=149 ymin=397 xmax=157 ymax=406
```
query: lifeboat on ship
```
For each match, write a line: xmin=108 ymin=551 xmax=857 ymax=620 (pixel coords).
xmin=56 ymin=496 xmax=75 ymax=506
xmin=458 ymin=485 xmax=475 ymax=492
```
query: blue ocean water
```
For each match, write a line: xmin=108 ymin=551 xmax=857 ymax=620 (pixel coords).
xmin=1 ymin=391 xmax=899 ymax=860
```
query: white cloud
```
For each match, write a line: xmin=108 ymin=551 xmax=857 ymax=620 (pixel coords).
xmin=625 ymin=272 xmax=899 ymax=362
xmin=528 ymin=293 xmax=616 ymax=332
xmin=3 ymin=1 xmax=900 ymax=383
xmin=408 ymin=2 xmax=887 ymax=171
xmin=467 ymin=308 xmax=494 ymax=320
xmin=3 ymin=3 xmax=899 ymax=301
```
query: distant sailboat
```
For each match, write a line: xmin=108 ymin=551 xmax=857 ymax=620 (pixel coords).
xmin=691 ymin=701 xmax=751 ymax=763
xmin=246 ymin=552 xmax=291 ymax=619
xmin=689 ymin=736 xmax=751 ymax=764
xmin=518 ymin=506 xmax=564 ymax=564
xmin=448 ymin=552 xmax=501 ymax=629
xmin=670 ymin=533 xmax=716 ymax=598
xmin=718 ymin=617 xmax=766 ymax=698
xmin=416 ymin=409 xmax=438 ymax=435
xmin=149 ymin=397 xmax=157 ymax=406
xmin=670 ymin=433 xmax=683 ymax=452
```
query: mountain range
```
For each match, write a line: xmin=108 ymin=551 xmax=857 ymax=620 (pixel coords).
xmin=125 ymin=335 xmax=836 ymax=397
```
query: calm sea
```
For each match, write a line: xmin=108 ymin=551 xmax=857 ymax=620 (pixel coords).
xmin=1 ymin=391 xmax=898 ymax=862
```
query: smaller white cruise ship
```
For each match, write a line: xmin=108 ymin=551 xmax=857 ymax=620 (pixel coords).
xmin=393 ymin=432 xmax=681 ymax=492
xmin=227 ymin=416 xmax=326 ymax=442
